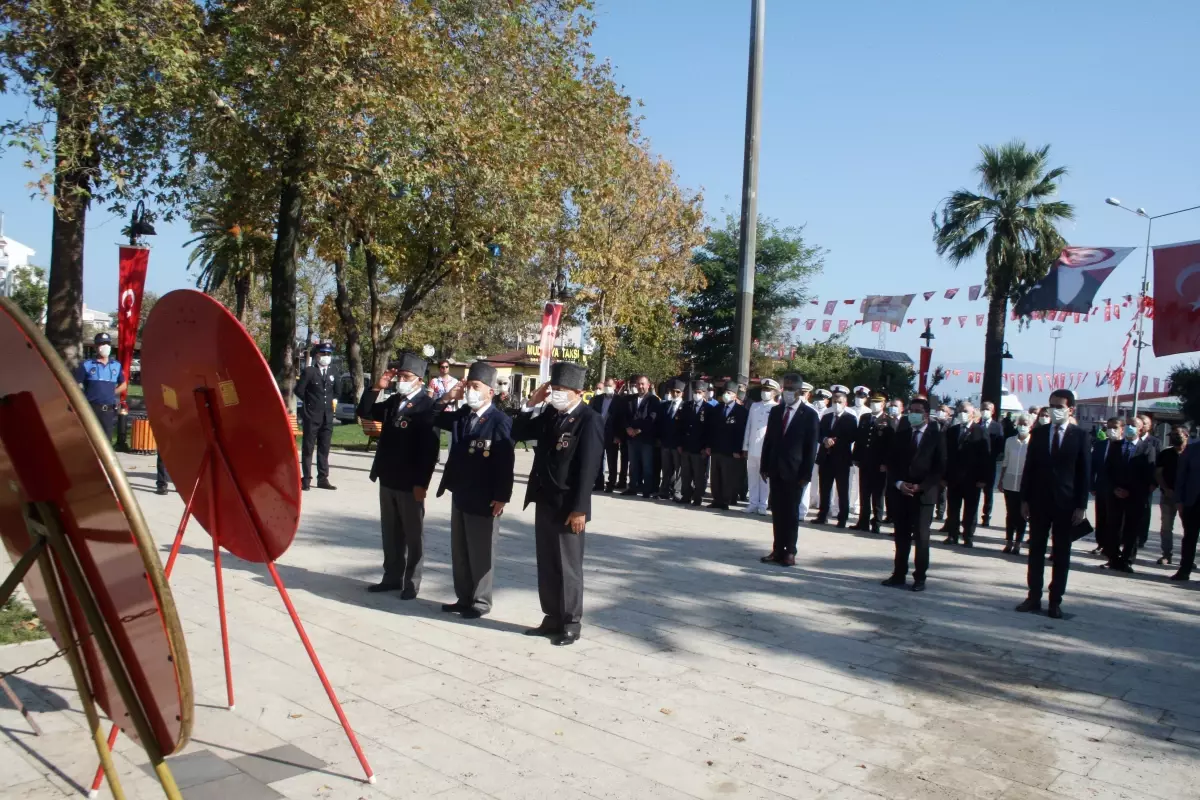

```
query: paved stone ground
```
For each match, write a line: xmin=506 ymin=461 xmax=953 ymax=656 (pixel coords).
xmin=3 ymin=448 xmax=1200 ymax=800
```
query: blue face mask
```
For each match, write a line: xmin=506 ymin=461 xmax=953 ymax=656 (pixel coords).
xmin=907 ymin=412 xmax=926 ymax=428
xmin=1124 ymin=425 xmax=1138 ymax=440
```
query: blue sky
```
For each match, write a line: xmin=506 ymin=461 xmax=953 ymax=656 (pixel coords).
xmin=2 ymin=0 xmax=1198 ymax=399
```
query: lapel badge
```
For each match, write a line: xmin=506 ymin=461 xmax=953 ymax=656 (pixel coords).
xmin=399 ymin=418 xmax=409 ymax=429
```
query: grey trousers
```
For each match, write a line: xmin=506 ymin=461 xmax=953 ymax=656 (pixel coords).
xmin=379 ymin=485 xmax=424 ymax=593
xmin=534 ymin=503 xmax=585 ymax=635
xmin=451 ymin=506 xmax=499 ymax=612
xmin=1161 ymin=494 xmax=1180 ymax=558
xmin=659 ymin=447 xmax=682 ymax=499
xmin=680 ymin=451 xmax=709 ymax=504
xmin=710 ymin=453 xmax=739 ymax=506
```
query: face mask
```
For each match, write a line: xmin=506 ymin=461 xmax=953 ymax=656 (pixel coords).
xmin=550 ymin=390 xmax=572 ymax=410
xmin=1050 ymin=407 xmax=1069 ymax=425
xmin=1038 ymin=416 xmax=1050 ymax=426
xmin=887 ymin=406 xmax=900 ymax=418
xmin=1017 ymin=425 xmax=1030 ymax=436
xmin=722 ymin=392 xmax=735 ymax=404
xmin=465 ymin=389 xmax=488 ymax=410
xmin=761 ymin=390 xmax=775 ymax=402
xmin=958 ymin=412 xmax=971 ymax=424
xmin=981 ymin=410 xmax=992 ymax=421
xmin=397 ymin=380 xmax=417 ymax=395
xmin=603 ymin=386 xmax=614 ymax=395
xmin=317 ymin=355 xmax=332 ymax=367
xmin=781 ymin=390 xmax=796 ymax=405
xmin=870 ymin=402 xmax=883 ymax=414
xmin=933 ymin=410 xmax=944 ymax=420
xmin=1124 ymin=425 xmax=1137 ymax=440
xmin=833 ymin=401 xmax=846 ymax=412
xmin=854 ymin=397 xmax=866 ymax=408
xmin=98 ymin=344 xmax=111 ymax=357
xmin=1108 ymin=428 xmax=1120 ymax=438
xmin=907 ymin=412 xmax=925 ymax=427
xmin=693 ymin=392 xmax=706 ymax=403
xmin=815 ymin=399 xmax=827 ymax=410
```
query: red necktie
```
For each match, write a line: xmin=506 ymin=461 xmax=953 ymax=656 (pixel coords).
xmin=782 ymin=406 xmax=792 ymax=430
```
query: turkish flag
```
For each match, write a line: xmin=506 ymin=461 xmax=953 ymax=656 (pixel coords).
xmin=1152 ymin=240 xmax=1200 ymax=356
xmin=117 ymin=246 xmax=150 ymax=406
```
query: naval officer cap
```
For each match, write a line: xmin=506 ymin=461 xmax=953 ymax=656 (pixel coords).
xmin=814 ymin=388 xmax=833 ymax=400
xmin=853 ymin=385 xmax=870 ymax=396
xmin=760 ymin=378 xmax=781 ymax=391
xmin=394 ymin=351 xmax=428 ymax=377
xmin=466 ymin=361 xmax=499 ymax=389
xmin=549 ymin=361 xmax=587 ymax=391
xmin=800 ymin=381 xmax=813 ymax=393
xmin=830 ymin=384 xmax=850 ymax=395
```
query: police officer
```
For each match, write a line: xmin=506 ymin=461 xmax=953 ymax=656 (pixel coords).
xmin=295 ymin=341 xmax=339 ymax=491
xmin=434 ymin=362 xmax=515 ymax=618
xmin=512 ymin=362 xmax=604 ymax=647
xmin=74 ymin=332 xmax=126 ymax=439
xmin=358 ymin=352 xmax=440 ymax=598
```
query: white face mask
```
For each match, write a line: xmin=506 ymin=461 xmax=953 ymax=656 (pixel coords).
xmin=761 ymin=390 xmax=775 ymax=403
xmin=854 ymin=396 xmax=866 ymax=408
xmin=317 ymin=355 xmax=332 ymax=368
xmin=693 ymin=392 xmax=706 ymax=403
xmin=603 ymin=385 xmax=614 ymax=395
xmin=869 ymin=402 xmax=883 ymax=414
xmin=1038 ymin=416 xmax=1050 ymax=426
xmin=397 ymin=379 xmax=417 ymax=395
xmin=781 ymin=390 xmax=796 ymax=405
xmin=1017 ymin=425 xmax=1030 ymax=437
xmin=981 ymin=409 xmax=992 ymax=421
xmin=98 ymin=344 xmax=111 ymax=357
xmin=465 ymin=388 xmax=488 ymax=410
xmin=1108 ymin=427 xmax=1120 ymax=438
xmin=887 ymin=406 xmax=900 ymax=417
xmin=550 ymin=390 xmax=572 ymax=410
xmin=958 ymin=411 xmax=971 ymax=424
xmin=814 ymin=399 xmax=827 ymax=410
xmin=833 ymin=401 xmax=846 ymax=412
xmin=1050 ymin=407 xmax=1069 ymax=425
xmin=722 ymin=392 xmax=735 ymax=404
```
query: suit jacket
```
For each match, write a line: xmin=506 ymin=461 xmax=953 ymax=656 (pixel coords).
xmin=1090 ymin=438 xmax=1114 ymax=492
xmin=817 ymin=410 xmax=858 ymax=468
xmin=760 ymin=402 xmax=820 ymax=486
xmin=626 ymin=393 xmax=659 ymax=442
xmin=295 ymin=365 xmax=337 ymax=422
xmin=707 ymin=401 xmax=749 ymax=455
xmin=657 ymin=398 xmax=685 ymax=448
xmin=887 ymin=423 xmax=946 ymax=504
xmin=1175 ymin=445 xmax=1200 ymax=508
xmin=853 ymin=412 xmax=892 ymax=467
xmin=945 ymin=422 xmax=994 ymax=486
xmin=433 ymin=405 xmax=515 ymax=516
xmin=357 ymin=388 xmax=440 ymax=491
xmin=983 ymin=420 xmax=1005 ymax=464
xmin=1104 ymin=435 xmax=1157 ymax=503
xmin=676 ymin=399 xmax=713 ymax=454
xmin=512 ymin=402 xmax=604 ymax=522
xmin=1021 ymin=423 xmax=1091 ymax=514
xmin=589 ymin=393 xmax=619 ymax=441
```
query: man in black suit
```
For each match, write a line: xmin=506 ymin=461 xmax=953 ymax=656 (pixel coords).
xmin=656 ymin=379 xmax=686 ymax=501
xmin=1090 ymin=417 xmax=1122 ymax=555
xmin=707 ymin=379 xmax=749 ymax=510
xmin=358 ymin=352 xmax=441 ymax=598
xmin=882 ymin=396 xmax=946 ymax=591
xmin=1017 ymin=389 xmax=1090 ymax=618
xmin=589 ymin=378 xmax=619 ymax=491
xmin=622 ymin=375 xmax=658 ymax=498
xmin=759 ymin=373 xmax=820 ymax=566
xmin=942 ymin=401 xmax=992 ymax=547
xmin=512 ymin=362 xmax=604 ymax=646
xmin=1103 ymin=416 xmax=1157 ymax=572
xmin=676 ymin=381 xmax=713 ymax=506
xmin=816 ymin=388 xmax=859 ymax=527
xmin=979 ymin=401 xmax=1005 ymax=527
xmin=295 ymin=341 xmax=339 ymax=491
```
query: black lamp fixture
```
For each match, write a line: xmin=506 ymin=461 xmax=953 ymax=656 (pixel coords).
xmin=1001 ymin=341 xmax=1014 ymax=359
xmin=127 ymin=200 xmax=157 ymax=245
xmin=550 ymin=268 xmax=569 ymax=303
xmin=919 ymin=320 xmax=935 ymax=345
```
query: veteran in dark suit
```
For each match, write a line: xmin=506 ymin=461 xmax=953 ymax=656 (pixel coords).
xmin=758 ymin=373 xmax=820 ymax=566
xmin=433 ymin=362 xmax=515 ymax=618
xmin=815 ymin=387 xmax=859 ymax=527
xmin=943 ymin=402 xmax=993 ymax=547
xmin=882 ymin=397 xmax=946 ymax=591
xmin=357 ymin=352 xmax=441 ymax=599
xmin=295 ymin=340 xmax=339 ymax=491
xmin=1102 ymin=416 xmax=1157 ymax=573
xmin=707 ymin=379 xmax=749 ymax=510
xmin=656 ymin=379 xmax=686 ymax=501
xmin=512 ymin=362 xmax=604 ymax=646
xmin=1017 ymin=390 xmax=1091 ymax=618
xmin=676 ymin=381 xmax=713 ymax=506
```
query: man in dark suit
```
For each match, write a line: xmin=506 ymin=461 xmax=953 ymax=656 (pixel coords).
xmin=853 ymin=393 xmax=892 ymax=533
xmin=676 ymin=381 xmax=713 ymax=506
xmin=1170 ymin=441 xmax=1200 ymax=581
xmin=621 ymin=375 xmax=658 ymax=498
xmin=295 ymin=341 xmax=339 ymax=491
xmin=816 ymin=388 xmax=859 ymax=527
xmin=1136 ymin=413 xmax=1161 ymax=549
xmin=656 ymin=379 xmax=685 ymax=501
xmin=979 ymin=401 xmax=1005 ymax=527
xmin=1090 ymin=417 xmax=1121 ymax=555
xmin=432 ymin=362 xmax=515 ymax=618
xmin=707 ymin=379 xmax=749 ymax=510
xmin=942 ymin=402 xmax=992 ymax=547
xmin=882 ymin=396 xmax=946 ymax=591
xmin=1103 ymin=416 xmax=1157 ymax=572
xmin=512 ymin=362 xmax=604 ymax=646
xmin=759 ymin=373 xmax=820 ymax=566
xmin=358 ymin=352 xmax=441 ymax=598
xmin=1017 ymin=389 xmax=1091 ymax=618
xmin=589 ymin=378 xmax=619 ymax=491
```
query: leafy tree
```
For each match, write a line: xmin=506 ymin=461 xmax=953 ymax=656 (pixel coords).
xmin=138 ymin=291 xmax=158 ymax=338
xmin=0 ymin=0 xmax=200 ymax=365
xmin=296 ymin=256 xmax=332 ymax=353
xmin=1168 ymin=361 xmax=1200 ymax=425
xmin=9 ymin=265 xmax=48 ymax=323
xmin=684 ymin=215 xmax=824 ymax=378
xmin=781 ymin=336 xmax=914 ymax=401
xmin=932 ymin=141 xmax=1073 ymax=408
xmin=184 ymin=178 xmax=274 ymax=321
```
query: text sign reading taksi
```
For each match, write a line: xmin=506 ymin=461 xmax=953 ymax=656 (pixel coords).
xmin=525 ymin=344 xmax=583 ymax=361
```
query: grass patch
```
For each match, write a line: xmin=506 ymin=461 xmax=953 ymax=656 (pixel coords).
xmin=321 ymin=422 xmax=449 ymax=452
xmin=1 ymin=598 xmax=48 ymax=645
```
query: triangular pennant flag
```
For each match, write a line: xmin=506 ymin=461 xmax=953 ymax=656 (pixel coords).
xmin=945 ymin=288 xmax=959 ymax=299
xmin=871 ymin=321 xmax=881 ymax=332
xmin=822 ymin=320 xmax=831 ymax=332
xmin=958 ymin=315 xmax=967 ymax=328
xmin=890 ymin=324 xmax=898 ymax=332
xmin=923 ymin=291 xmax=935 ymax=301
xmin=975 ymin=314 xmax=984 ymax=326
xmin=941 ymin=316 xmax=951 ymax=326
xmin=906 ymin=318 xmax=916 ymax=325
xmin=968 ymin=285 xmax=982 ymax=301
xmin=790 ymin=318 xmax=800 ymax=330
xmin=843 ymin=299 xmax=856 ymax=305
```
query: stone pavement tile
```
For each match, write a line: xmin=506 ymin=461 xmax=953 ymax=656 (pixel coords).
xmin=229 ymin=743 xmax=327 ymax=785
xmin=490 ymin=776 xmax=607 ymax=800
xmin=181 ymin=772 xmax=285 ymax=800
xmin=139 ymin=748 xmax=240 ymax=788
xmin=821 ymin=757 xmax=980 ymax=800
xmin=268 ymin=745 xmax=460 ymax=800
xmin=1166 ymin=726 xmax=1200 ymax=749
xmin=1 ymin=780 xmax=71 ymax=798
xmin=823 ymin=788 xmax=888 ymax=800
xmin=0 ymin=740 xmax=46 ymax=787
xmin=185 ymin=702 xmax=289 ymax=759
xmin=210 ymin=687 xmax=345 ymax=742
xmin=431 ymin=787 xmax=501 ymax=800
xmin=899 ymin=755 xmax=1015 ymax=799
xmin=1045 ymin=771 xmax=1154 ymax=800
xmin=1162 ymin=709 xmax=1200 ymax=734
xmin=1086 ymin=755 xmax=1200 ymax=799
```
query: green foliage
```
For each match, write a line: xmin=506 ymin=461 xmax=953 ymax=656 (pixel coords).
xmin=138 ymin=291 xmax=158 ymax=338
xmin=1168 ymin=361 xmax=1200 ymax=425
xmin=0 ymin=598 xmax=47 ymax=645
xmin=9 ymin=264 xmax=47 ymax=323
xmin=684 ymin=214 xmax=824 ymax=378
xmin=782 ymin=336 xmax=914 ymax=401
xmin=592 ymin=303 xmax=689 ymax=386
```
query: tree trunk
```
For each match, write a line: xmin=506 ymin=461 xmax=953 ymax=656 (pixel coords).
xmin=45 ymin=130 xmax=90 ymax=368
xmin=332 ymin=251 xmax=364 ymax=402
xmin=234 ymin=273 xmax=250 ymax=322
xmin=981 ymin=288 xmax=1007 ymax=408
xmin=269 ymin=131 xmax=306 ymax=409
xmin=362 ymin=238 xmax=391 ymax=382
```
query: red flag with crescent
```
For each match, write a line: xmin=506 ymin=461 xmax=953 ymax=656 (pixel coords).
xmin=1152 ymin=240 xmax=1200 ymax=356
xmin=117 ymin=246 xmax=150 ymax=406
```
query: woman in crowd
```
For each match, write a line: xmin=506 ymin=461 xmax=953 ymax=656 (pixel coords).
xmin=999 ymin=412 xmax=1033 ymax=555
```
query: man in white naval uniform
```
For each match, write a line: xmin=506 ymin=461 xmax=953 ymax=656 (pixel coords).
xmin=799 ymin=384 xmax=828 ymax=520
xmin=742 ymin=379 xmax=780 ymax=514
xmin=843 ymin=385 xmax=873 ymax=520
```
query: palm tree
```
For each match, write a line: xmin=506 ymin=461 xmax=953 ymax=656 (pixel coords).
xmin=933 ymin=141 xmax=1074 ymax=406
xmin=184 ymin=211 xmax=262 ymax=321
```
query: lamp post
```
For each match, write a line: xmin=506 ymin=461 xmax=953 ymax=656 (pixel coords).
xmin=1049 ymin=325 xmax=1063 ymax=383
xmin=732 ymin=0 xmax=765 ymax=388
xmin=1105 ymin=197 xmax=1200 ymax=416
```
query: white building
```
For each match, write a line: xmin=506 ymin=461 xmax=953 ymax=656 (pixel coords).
xmin=0 ymin=231 xmax=37 ymax=297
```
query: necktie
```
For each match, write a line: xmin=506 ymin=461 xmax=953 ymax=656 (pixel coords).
xmin=468 ymin=412 xmax=479 ymax=431
xmin=1052 ymin=426 xmax=1062 ymax=457
xmin=782 ymin=406 xmax=792 ymax=430
xmin=911 ymin=430 xmax=920 ymax=458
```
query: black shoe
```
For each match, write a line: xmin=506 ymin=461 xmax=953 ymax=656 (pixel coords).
xmin=155 ymin=486 xmax=169 ymax=496
xmin=942 ymin=537 xmax=958 ymax=545
xmin=691 ymin=500 xmax=703 ymax=507
xmin=616 ymin=482 xmax=627 ymax=491
xmin=673 ymin=498 xmax=687 ymax=504
xmin=853 ymin=522 xmax=870 ymax=532
xmin=1012 ymin=544 xmax=1022 ymax=557
xmin=813 ymin=516 xmax=828 ymax=525
xmin=1015 ymin=598 xmax=1041 ymax=613
xmin=760 ymin=552 xmax=780 ymax=563
xmin=441 ymin=602 xmax=469 ymax=613
xmin=939 ymin=523 xmax=952 ymax=533
xmin=779 ymin=553 xmax=796 ymax=567
xmin=461 ymin=608 xmax=483 ymax=620
xmin=871 ymin=522 xmax=882 ymax=534
xmin=523 ymin=625 xmax=559 ymax=637
xmin=1090 ymin=545 xmax=1104 ymax=555
xmin=317 ymin=480 xmax=337 ymax=490
xmin=552 ymin=631 xmax=580 ymax=647
xmin=400 ymin=588 xmax=418 ymax=600
xmin=1157 ymin=556 xmax=1173 ymax=566
xmin=302 ymin=479 xmax=311 ymax=491
xmin=836 ymin=520 xmax=848 ymax=529
xmin=1047 ymin=604 xmax=1063 ymax=619
xmin=367 ymin=583 xmax=401 ymax=593
xmin=604 ymin=485 xmax=615 ymax=494
xmin=620 ymin=489 xmax=637 ymax=496
xmin=910 ymin=580 xmax=926 ymax=592
xmin=881 ymin=576 xmax=906 ymax=587
xmin=1115 ymin=561 xmax=1135 ymax=574
xmin=961 ymin=539 xmax=974 ymax=549
xmin=1170 ymin=571 xmax=1191 ymax=582
xmin=707 ymin=503 xmax=729 ymax=510
xmin=1002 ymin=543 xmax=1013 ymax=554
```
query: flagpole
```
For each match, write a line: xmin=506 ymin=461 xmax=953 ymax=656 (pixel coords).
xmin=733 ymin=0 xmax=765 ymax=387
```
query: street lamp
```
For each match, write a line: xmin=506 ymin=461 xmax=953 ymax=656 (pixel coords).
xmin=1104 ymin=197 xmax=1200 ymax=415
xmin=1001 ymin=342 xmax=1014 ymax=360
xmin=1049 ymin=325 xmax=1063 ymax=381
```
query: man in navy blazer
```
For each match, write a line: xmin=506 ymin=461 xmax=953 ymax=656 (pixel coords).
xmin=1170 ymin=442 xmax=1200 ymax=581
xmin=1017 ymin=389 xmax=1090 ymax=619
xmin=758 ymin=373 xmax=820 ymax=566
xmin=881 ymin=396 xmax=946 ymax=591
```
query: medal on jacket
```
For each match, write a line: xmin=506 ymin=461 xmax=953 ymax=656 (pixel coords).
xmin=557 ymin=432 xmax=571 ymax=450
xmin=399 ymin=417 xmax=409 ymax=429
xmin=483 ymin=439 xmax=492 ymax=457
